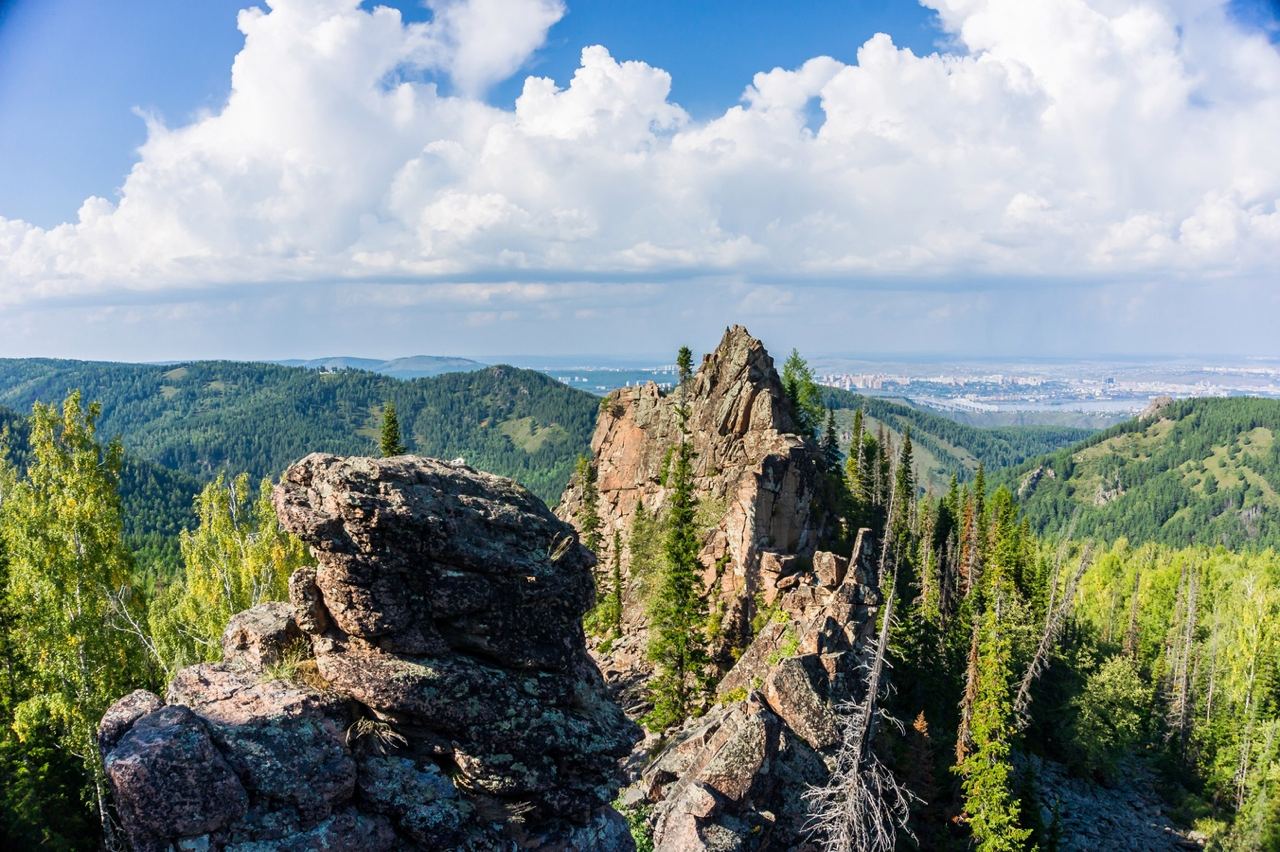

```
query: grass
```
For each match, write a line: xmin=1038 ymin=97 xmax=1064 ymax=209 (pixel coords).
xmin=498 ymin=416 xmax=568 ymax=453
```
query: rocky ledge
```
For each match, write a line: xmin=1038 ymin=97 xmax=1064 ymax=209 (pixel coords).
xmin=99 ymin=454 xmax=640 ymax=851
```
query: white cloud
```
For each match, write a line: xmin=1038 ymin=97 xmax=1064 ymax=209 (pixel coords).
xmin=1 ymin=0 xmax=1278 ymax=311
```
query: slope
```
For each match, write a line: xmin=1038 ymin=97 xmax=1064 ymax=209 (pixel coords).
xmin=998 ymin=396 xmax=1280 ymax=548
xmin=0 ymin=359 xmax=597 ymax=505
xmin=821 ymin=387 xmax=1094 ymax=491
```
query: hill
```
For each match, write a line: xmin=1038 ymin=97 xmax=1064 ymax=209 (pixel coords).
xmin=0 ymin=404 xmax=201 ymax=571
xmin=0 ymin=359 xmax=596 ymax=505
xmin=821 ymin=387 xmax=1094 ymax=491
xmin=998 ymin=396 xmax=1280 ymax=548
xmin=274 ymin=354 xmax=486 ymax=378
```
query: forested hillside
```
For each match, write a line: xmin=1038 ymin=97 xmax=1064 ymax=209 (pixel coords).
xmin=0 ymin=405 xmax=199 ymax=572
xmin=0 ymin=359 xmax=596 ymax=505
xmin=999 ymin=397 xmax=1280 ymax=549
xmin=821 ymin=386 xmax=1093 ymax=491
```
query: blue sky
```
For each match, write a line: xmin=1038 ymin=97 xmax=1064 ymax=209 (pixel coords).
xmin=0 ymin=0 xmax=1278 ymax=361
xmin=0 ymin=0 xmax=944 ymax=228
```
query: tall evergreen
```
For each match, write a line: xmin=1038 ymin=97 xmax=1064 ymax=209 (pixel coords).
xmin=956 ymin=587 xmax=1032 ymax=851
xmin=379 ymin=401 xmax=407 ymax=456
xmin=820 ymin=407 xmax=841 ymax=470
xmin=575 ymin=455 xmax=603 ymax=555
xmin=645 ymin=347 xmax=708 ymax=731
xmin=781 ymin=348 xmax=824 ymax=436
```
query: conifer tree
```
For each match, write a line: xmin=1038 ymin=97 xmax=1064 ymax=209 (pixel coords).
xmin=645 ymin=347 xmax=708 ymax=731
xmin=609 ymin=530 xmax=624 ymax=636
xmin=821 ymin=407 xmax=841 ymax=470
xmin=380 ymin=401 xmax=407 ymax=456
xmin=575 ymin=455 xmax=603 ymax=555
xmin=956 ymin=588 xmax=1032 ymax=851
xmin=781 ymin=348 xmax=824 ymax=436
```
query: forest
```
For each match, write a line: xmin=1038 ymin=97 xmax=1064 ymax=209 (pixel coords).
xmin=997 ymin=396 xmax=1280 ymax=549
xmin=0 ymin=358 xmax=597 ymax=507
xmin=1 ymin=355 xmax=1278 ymax=849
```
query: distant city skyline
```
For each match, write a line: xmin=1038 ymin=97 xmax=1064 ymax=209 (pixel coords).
xmin=2 ymin=0 xmax=1278 ymax=359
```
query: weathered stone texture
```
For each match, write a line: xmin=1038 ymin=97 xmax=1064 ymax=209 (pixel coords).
xmin=101 ymin=455 xmax=639 ymax=851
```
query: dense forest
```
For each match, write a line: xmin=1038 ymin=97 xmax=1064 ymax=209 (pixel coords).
xmin=821 ymin=386 xmax=1093 ymax=492
xmin=996 ymin=397 xmax=1280 ymax=549
xmin=0 ymin=358 xmax=597 ymax=505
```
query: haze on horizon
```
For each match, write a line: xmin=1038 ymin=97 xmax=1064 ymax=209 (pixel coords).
xmin=1 ymin=0 xmax=1278 ymax=362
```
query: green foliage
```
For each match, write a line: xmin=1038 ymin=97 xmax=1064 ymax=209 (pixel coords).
xmin=781 ymin=349 xmax=824 ymax=436
xmin=1072 ymin=655 xmax=1148 ymax=780
xmin=644 ymin=369 xmax=709 ymax=731
xmin=0 ymin=360 xmax=597 ymax=505
xmin=0 ymin=393 xmax=152 ymax=839
xmin=379 ymin=401 xmax=407 ymax=456
xmin=956 ymin=589 xmax=1034 ymax=852
xmin=149 ymin=472 xmax=307 ymax=674
xmin=1000 ymin=397 xmax=1280 ymax=548
xmin=616 ymin=798 xmax=655 ymax=852
xmin=575 ymin=455 xmax=603 ymax=554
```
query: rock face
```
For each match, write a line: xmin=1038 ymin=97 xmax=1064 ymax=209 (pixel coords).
xmin=558 ymin=325 xmax=832 ymax=688
xmin=627 ymin=532 xmax=882 ymax=851
xmin=100 ymin=454 xmax=640 ymax=851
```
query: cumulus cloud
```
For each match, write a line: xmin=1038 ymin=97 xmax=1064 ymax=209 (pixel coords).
xmin=1 ymin=0 xmax=1278 ymax=310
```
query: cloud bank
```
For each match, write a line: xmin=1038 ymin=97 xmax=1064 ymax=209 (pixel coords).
xmin=0 ymin=0 xmax=1278 ymax=314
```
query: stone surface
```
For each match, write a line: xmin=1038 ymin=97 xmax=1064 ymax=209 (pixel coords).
xmin=221 ymin=602 xmax=303 ymax=671
xmin=629 ymin=533 xmax=882 ymax=851
xmin=558 ymin=324 xmax=832 ymax=693
xmin=101 ymin=455 xmax=640 ymax=851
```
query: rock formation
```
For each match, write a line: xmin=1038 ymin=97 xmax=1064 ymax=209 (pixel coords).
xmin=558 ymin=324 xmax=834 ymax=691
xmin=99 ymin=454 xmax=639 ymax=851
xmin=624 ymin=532 xmax=882 ymax=851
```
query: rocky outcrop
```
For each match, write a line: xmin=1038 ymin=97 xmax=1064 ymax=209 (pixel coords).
xmin=559 ymin=325 xmax=833 ymax=691
xmin=626 ymin=531 xmax=882 ymax=851
xmin=100 ymin=454 xmax=639 ymax=851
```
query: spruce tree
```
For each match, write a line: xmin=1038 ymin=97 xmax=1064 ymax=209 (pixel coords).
xmin=575 ymin=455 xmax=603 ymax=555
xmin=820 ymin=407 xmax=841 ymax=470
xmin=781 ymin=348 xmax=824 ymax=436
xmin=645 ymin=346 xmax=707 ymax=731
xmin=380 ymin=401 xmax=407 ymax=456
xmin=957 ymin=588 xmax=1032 ymax=851
xmin=609 ymin=530 xmax=624 ymax=637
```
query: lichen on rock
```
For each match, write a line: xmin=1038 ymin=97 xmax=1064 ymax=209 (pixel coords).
xmin=99 ymin=454 xmax=640 ymax=851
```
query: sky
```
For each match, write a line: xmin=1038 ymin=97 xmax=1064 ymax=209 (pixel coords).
xmin=0 ymin=0 xmax=1278 ymax=362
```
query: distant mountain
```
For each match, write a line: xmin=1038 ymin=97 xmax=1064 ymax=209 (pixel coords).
xmin=0 ymin=358 xmax=596 ymax=505
xmin=821 ymin=387 xmax=1094 ymax=492
xmin=998 ymin=396 xmax=1280 ymax=548
xmin=274 ymin=354 xmax=486 ymax=378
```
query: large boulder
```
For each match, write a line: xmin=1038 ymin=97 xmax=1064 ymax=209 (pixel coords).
xmin=101 ymin=455 xmax=640 ymax=851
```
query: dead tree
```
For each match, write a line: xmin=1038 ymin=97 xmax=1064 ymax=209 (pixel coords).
xmin=804 ymin=462 xmax=916 ymax=852
xmin=1011 ymin=544 xmax=1094 ymax=731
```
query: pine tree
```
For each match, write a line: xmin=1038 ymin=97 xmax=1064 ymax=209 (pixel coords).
xmin=609 ymin=530 xmax=624 ymax=637
xmin=1 ymin=393 xmax=150 ymax=844
xmin=821 ymin=407 xmax=841 ymax=470
xmin=676 ymin=346 xmax=694 ymax=386
xmin=957 ymin=588 xmax=1032 ymax=851
xmin=575 ymin=455 xmax=603 ymax=555
xmin=645 ymin=347 xmax=708 ymax=731
xmin=380 ymin=401 xmax=407 ymax=456
xmin=781 ymin=349 xmax=824 ymax=436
